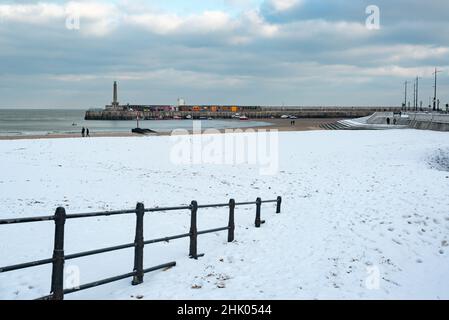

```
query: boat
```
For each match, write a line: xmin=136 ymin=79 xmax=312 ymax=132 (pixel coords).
xmin=173 ymin=115 xmax=182 ymax=120
xmin=280 ymin=115 xmax=289 ymax=119
xmin=239 ymin=115 xmax=249 ymax=121
xmin=132 ymin=128 xmax=156 ymax=134
xmin=185 ymin=115 xmax=192 ymax=119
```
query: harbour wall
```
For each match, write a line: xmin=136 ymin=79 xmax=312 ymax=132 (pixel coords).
xmin=85 ymin=107 xmax=401 ymax=120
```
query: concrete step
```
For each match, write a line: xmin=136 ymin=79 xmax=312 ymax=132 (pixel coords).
xmin=336 ymin=121 xmax=351 ymax=129
xmin=323 ymin=121 xmax=359 ymax=130
xmin=328 ymin=123 xmax=343 ymax=130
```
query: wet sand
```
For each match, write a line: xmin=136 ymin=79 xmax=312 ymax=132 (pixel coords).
xmin=0 ymin=131 xmax=142 ymax=141
xmin=0 ymin=118 xmax=343 ymax=140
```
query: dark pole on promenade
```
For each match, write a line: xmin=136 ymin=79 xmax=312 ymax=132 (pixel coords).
xmin=433 ymin=68 xmax=441 ymax=111
xmin=404 ymin=81 xmax=408 ymax=111
xmin=415 ymin=76 xmax=421 ymax=112
xmin=413 ymin=81 xmax=416 ymax=111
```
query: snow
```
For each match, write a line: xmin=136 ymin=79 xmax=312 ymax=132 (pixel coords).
xmin=1 ymin=129 xmax=449 ymax=300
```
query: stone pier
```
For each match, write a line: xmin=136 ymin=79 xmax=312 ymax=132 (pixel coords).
xmin=85 ymin=107 xmax=401 ymax=121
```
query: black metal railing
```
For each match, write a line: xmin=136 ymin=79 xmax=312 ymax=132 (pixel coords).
xmin=0 ymin=196 xmax=282 ymax=300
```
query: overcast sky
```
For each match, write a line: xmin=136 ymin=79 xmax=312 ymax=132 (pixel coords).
xmin=0 ymin=0 xmax=448 ymax=108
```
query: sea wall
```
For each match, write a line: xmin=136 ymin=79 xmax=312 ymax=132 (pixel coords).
xmin=365 ymin=112 xmax=449 ymax=131
xmin=407 ymin=113 xmax=449 ymax=131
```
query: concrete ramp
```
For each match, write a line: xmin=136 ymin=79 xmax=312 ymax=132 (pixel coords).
xmin=320 ymin=112 xmax=408 ymax=130
xmin=320 ymin=112 xmax=449 ymax=131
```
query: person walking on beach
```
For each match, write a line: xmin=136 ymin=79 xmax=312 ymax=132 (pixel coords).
xmin=81 ymin=127 xmax=85 ymax=137
xmin=86 ymin=128 xmax=90 ymax=137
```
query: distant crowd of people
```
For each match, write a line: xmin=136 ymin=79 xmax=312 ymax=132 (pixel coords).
xmin=81 ymin=127 xmax=90 ymax=137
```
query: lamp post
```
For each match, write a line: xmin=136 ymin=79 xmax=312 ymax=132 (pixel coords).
xmin=415 ymin=76 xmax=421 ymax=112
xmin=404 ymin=81 xmax=408 ymax=111
xmin=433 ymin=68 xmax=442 ymax=111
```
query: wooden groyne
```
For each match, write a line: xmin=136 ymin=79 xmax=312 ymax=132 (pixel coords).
xmin=85 ymin=106 xmax=401 ymax=120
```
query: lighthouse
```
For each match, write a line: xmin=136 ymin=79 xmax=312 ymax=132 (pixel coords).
xmin=111 ymin=81 xmax=119 ymax=108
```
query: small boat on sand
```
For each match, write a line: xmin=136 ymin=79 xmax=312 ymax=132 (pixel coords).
xmin=132 ymin=128 xmax=156 ymax=134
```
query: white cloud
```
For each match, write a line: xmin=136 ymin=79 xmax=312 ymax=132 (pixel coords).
xmin=361 ymin=65 xmax=437 ymax=78
xmin=126 ymin=9 xmax=279 ymax=40
xmin=269 ymin=0 xmax=302 ymax=12
xmin=0 ymin=2 xmax=273 ymax=40
xmin=0 ymin=2 xmax=121 ymax=36
xmin=243 ymin=10 xmax=279 ymax=38
xmin=128 ymin=10 xmax=235 ymax=35
xmin=335 ymin=45 xmax=449 ymax=66
xmin=0 ymin=3 xmax=65 ymax=24
xmin=388 ymin=45 xmax=449 ymax=62
xmin=126 ymin=12 xmax=183 ymax=34
xmin=50 ymin=68 xmax=251 ymax=89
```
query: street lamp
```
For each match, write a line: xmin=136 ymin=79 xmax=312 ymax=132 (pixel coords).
xmin=433 ymin=68 xmax=442 ymax=111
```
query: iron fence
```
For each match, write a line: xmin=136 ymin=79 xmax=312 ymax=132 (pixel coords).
xmin=0 ymin=196 xmax=282 ymax=300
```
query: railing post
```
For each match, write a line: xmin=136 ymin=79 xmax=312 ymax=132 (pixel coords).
xmin=276 ymin=196 xmax=282 ymax=214
xmin=189 ymin=201 xmax=198 ymax=259
xmin=50 ymin=207 xmax=66 ymax=300
xmin=132 ymin=202 xmax=145 ymax=285
xmin=255 ymin=197 xmax=262 ymax=228
xmin=227 ymin=199 xmax=235 ymax=242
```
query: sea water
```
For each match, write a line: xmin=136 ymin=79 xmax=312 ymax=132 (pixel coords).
xmin=0 ymin=109 xmax=272 ymax=136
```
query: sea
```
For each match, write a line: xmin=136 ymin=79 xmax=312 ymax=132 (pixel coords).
xmin=0 ymin=109 xmax=272 ymax=136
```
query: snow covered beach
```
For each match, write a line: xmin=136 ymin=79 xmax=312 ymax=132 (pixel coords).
xmin=1 ymin=129 xmax=449 ymax=299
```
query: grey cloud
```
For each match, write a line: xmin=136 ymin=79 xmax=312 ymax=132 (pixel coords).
xmin=0 ymin=0 xmax=448 ymax=108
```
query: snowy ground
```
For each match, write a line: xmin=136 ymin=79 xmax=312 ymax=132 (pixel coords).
xmin=1 ymin=129 xmax=449 ymax=300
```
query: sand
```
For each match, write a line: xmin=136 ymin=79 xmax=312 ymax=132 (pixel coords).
xmin=0 ymin=118 xmax=342 ymax=140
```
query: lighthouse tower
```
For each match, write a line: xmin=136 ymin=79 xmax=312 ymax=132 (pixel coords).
xmin=111 ymin=81 xmax=119 ymax=108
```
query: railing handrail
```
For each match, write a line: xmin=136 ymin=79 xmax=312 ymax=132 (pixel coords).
xmin=0 ymin=196 xmax=282 ymax=300
xmin=0 ymin=199 xmax=280 ymax=225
